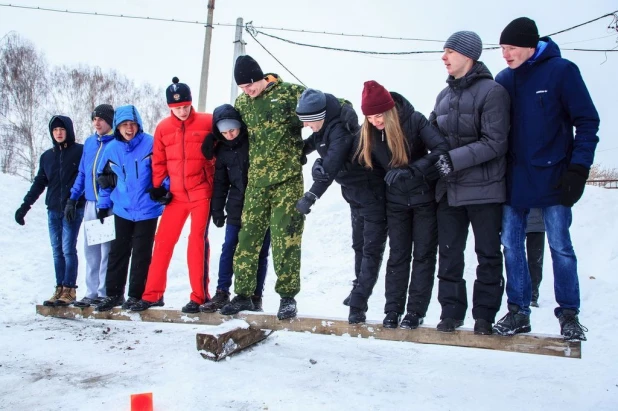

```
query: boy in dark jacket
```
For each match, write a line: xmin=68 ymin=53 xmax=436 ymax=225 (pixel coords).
xmin=15 ymin=115 xmax=85 ymax=306
xmin=199 ymin=104 xmax=271 ymax=312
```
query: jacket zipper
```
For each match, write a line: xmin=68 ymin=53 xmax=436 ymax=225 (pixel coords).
xmin=92 ymin=137 xmax=104 ymax=202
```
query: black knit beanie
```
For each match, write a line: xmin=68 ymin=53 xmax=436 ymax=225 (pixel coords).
xmin=234 ymin=55 xmax=264 ymax=85
xmin=91 ymin=104 xmax=114 ymax=127
xmin=500 ymin=17 xmax=540 ymax=48
xmin=166 ymin=77 xmax=192 ymax=107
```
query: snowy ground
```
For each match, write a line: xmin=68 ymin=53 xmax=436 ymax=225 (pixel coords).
xmin=1 ymin=168 xmax=617 ymax=410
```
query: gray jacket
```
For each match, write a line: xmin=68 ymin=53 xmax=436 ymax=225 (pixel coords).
xmin=526 ymin=208 xmax=545 ymax=233
xmin=430 ymin=61 xmax=510 ymax=206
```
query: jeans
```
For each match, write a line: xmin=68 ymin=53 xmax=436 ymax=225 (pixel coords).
xmin=502 ymin=204 xmax=579 ymax=316
xmin=218 ymin=223 xmax=270 ymax=296
xmin=48 ymin=208 xmax=84 ymax=287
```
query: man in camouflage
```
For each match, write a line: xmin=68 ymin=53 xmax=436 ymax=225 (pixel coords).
xmin=220 ymin=55 xmax=306 ymax=320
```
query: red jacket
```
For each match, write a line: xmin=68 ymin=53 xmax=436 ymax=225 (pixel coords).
xmin=152 ymin=108 xmax=215 ymax=202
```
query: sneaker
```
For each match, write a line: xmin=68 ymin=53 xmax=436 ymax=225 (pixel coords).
xmin=121 ymin=297 xmax=139 ymax=310
xmin=182 ymin=300 xmax=201 ymax=314
xmin=43 ymin=286 xmax=64 ymax=307
xmin=220 ymin=295 xmax=254 ymax=315
xmin=348 ymin=307 xmax=366 ymax=324
xmin=437 ymin=318 xmax=464 ymax=333
xmin=55 ymin=287 xmax=77 ymax=307
xmin=382 ymin=311 xmax=401 ymax=329
xmin=400 ymin=312 xmax=423 ymax=329
xmin=130 ymin=298 xmax=165 ymax=312
xmin=199 ymin=290 xmax=230 ymax=313
xmin=558 ymin=309 xmax=588 ymax=342
xmin=493 ymin=304 xmax=531 ymax=336
xmin=277 ymin=297 xmax=297 ymax=320
xmin=74 ymin=296 xmax=99 ymax=308
xmin=474 ymin=319 xmax=493 ymax=335
xmin=250 ymin=295 xmax=263 ymax=312
xmin=96 ymin=295 xmax=125 ymax=312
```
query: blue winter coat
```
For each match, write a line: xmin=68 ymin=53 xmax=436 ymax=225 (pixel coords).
xmin=96 ymin=105 xmax=164 ymax=221
xmin=495 ymin=37 xmax=600 ymax=208
xmin=69 ymin=131 xmax=115 ymax=202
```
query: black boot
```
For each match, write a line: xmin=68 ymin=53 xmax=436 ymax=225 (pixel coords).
xmin=436 ymin=318 xmax=464 ymax=333
xmin=250 ymin=295 xmax=263 ymax=312
xmin=493 ymin=304 xmax=531 ymax=336
xmin=348 ymin=307 xmax=366 ymax=324
xmin=130 ymin=298 xmax=164 ymax=312
xmin=95 ymin=294 xmax=125 ymax=312
xmin=182 ymin=300 xmax=201 ymax=314
xmin=277 ymin=297 xmax=297 ymax=320
xmin=199 ymin=290 xmax=230 ymax=313
xmin=558 ymin=309 xmax=588 ymax=341
xmin=400 ymin=312 xmax=423 ymax=329
xmin=382 ymin=311 xmax=401 ymax=329
xmin=474 ymin=319 xmax=493 ymax=335
xmin=220 ymin=295 xmax=254 ymax=315
xmin=121 ymin=296 xmax=140 ymax=310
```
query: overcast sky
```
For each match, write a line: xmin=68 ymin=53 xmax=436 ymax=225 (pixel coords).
xmin=1 ymin=0 xmax=617 ymax=166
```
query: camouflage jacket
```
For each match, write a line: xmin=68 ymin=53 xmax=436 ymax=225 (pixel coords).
xmin=234 ymin=73 xmax=305 ymax=187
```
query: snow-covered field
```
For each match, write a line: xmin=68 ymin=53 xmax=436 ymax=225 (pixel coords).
xmin=1 ymin=169 xmax=617 ymax=410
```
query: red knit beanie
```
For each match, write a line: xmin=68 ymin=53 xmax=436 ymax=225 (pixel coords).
xmin=361 ymin=80 xmax=395 ymax=116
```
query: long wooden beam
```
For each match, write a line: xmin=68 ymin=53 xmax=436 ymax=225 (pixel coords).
xmin=35 ymin=305 xmax=581 ymax=359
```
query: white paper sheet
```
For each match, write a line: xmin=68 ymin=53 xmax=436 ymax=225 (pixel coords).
xmin=84 ymin=215 xmax=115 ymax=246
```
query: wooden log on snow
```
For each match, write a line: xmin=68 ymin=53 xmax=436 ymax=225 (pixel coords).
xmin=36 ymin=305 xmax=581 ymax=359
xmin=196 ymin=327 xmax=274 ymax=361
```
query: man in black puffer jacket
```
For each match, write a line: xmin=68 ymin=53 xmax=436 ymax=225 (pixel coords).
xmin=429 ymin=31 xmax=510 ymax=335
xmin=200 ymin=104 xmax=270 ymax=313
xmin=295 ymin=88 xmax=388 ymax=324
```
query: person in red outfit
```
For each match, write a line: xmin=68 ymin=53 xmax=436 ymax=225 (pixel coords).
xmin=131 ymin=77 xmax=215 ymax=313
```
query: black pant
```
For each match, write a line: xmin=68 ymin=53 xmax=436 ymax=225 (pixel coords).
xmin=383 ymin=201 xmax=438 ymax=315
xmin=526 ymin=231 xmax=545 ymax=302
xmin=436 ymin=197 xmax=504 ymax=322
xmin=343 ymin=186 xmax=388 ymax=310
xmin=105 ymin=215 xmax=158 ymax=299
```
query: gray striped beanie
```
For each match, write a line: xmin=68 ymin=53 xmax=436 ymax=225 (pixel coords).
xmin=296 ymin=88 xmax=327 ymax=122
xmin=444 ymin=31 xmax=483 ymax=61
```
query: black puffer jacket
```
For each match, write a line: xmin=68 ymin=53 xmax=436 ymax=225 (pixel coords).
xmin=430 ymin=61 xmax=510 ymax=206
xmin=22 ymin=115 xmax=85 ymax=213
xmin=371 ymin=92 xmax=448 ymax=207
xmin=208 ymin=104 xmax=249 ymax=226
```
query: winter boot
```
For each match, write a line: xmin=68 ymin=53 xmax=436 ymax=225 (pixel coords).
xmin=220 ymin=295 xmax=254 ymax=315
xmin=493 ymin=304 xmax=531 ymax=336
xmin=96 ymin=294 xmax=125 ymax=312
xmin=74 ymin=296 xmax=99 ymax=308
xmin=55 ymin=287 xmax=77 ymax=306
xmin=199 ymin=290 xmax=230 ymax=313
xmin=121 ymin=297 xmax=139 ymax=310
xmin=558 ymin=309 xmax=588 ymax=341
xmin=382 ymin=311 xmax=401 ymax=329
xmin=436 ymin=318 xmax=464 ymax=333
xmin=530 ymin=300 xmax=539 ymax=308
xmin=277 ymin=297 xmax=297 ymax=320
xmin=182 ymin=300 xmax=201 ymax=314
xmin=43 ymin=286 xmax=63 ymax=307
xmin=250 ymin=295 xmax=263 ymax=312
xmin=130 ymin=298 xmax=165 ymax=312
xmin=474 ymin=319 xmax=493 ymax=335
xmin=400 ymin=312 xmax=423 ymax=329
xmin=348 ymin=307 xmax=366 ymax=324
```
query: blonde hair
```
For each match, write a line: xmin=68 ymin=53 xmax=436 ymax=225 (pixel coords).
xmin=355 ymin=107 xmax=409 ymax=169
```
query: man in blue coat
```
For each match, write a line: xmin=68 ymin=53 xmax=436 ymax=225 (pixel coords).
xmin=493 ymin=17 xmax=599 ymax=341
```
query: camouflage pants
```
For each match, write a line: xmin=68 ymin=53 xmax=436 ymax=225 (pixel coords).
xmin=233 ymin=176 xmax=304 ymax=297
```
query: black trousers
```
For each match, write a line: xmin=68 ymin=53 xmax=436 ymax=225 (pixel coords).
xmin=526 ymin=231 xmax=545 ymax=302
xmin=383 ymin=201 xmax=438 ymax=315
xmin=436 ymin=197 xmax=504 ymax=322
xmin=105 ymin=215 xmax=158 ymax=299
xmin=343 ymin=186 xmax=388 ymax=310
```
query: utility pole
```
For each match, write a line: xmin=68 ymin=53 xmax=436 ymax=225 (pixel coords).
xmin=230 ymin=17 xmax=246 ymax=104
xmin=197 ymin=0 xmax=215 ymax=112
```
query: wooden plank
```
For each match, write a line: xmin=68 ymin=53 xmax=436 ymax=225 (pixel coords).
xmin=36 ymin=305 xmax=581 ymax=359
xmin=196 ymin=327 xmax=274 ymax=361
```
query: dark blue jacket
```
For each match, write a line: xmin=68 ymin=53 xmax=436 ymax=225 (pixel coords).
xmin=495 ymin=37 xmax=600 ymax=208
xmin=69 ymin=131 xmax=115 ymax=202
xmin=96 ymin=105 xmax=164 ymax=221
xmin=22 ymin=115 xmax=85 ymax=213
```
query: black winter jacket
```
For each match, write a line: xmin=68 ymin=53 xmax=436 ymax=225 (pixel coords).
xmin=430 ymin=61 xmax=510 ymax=206
xmin=371 ymin=92 xmax=448 ymax=207
xmin=22 ymin=115 xmax=85 ymax=213
xmin=208 ymin=104 xmax=249 ymax=226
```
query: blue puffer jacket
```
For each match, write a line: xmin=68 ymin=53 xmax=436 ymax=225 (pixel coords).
xmin=96 ymin=105 xmax=164 ymax=221
xmin=495 ymin=37 xmax=600 ymax=208
xmin=69 ymin=131 xmax=115 ymax=202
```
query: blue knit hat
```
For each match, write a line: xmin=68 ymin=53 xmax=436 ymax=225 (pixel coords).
xmin=444 ymin=31 xmax=483 ymax=61
xmin=296 ymin=89 xmax=327 ymax=122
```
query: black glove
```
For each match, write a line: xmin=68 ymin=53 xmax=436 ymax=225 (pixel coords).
xmin=64 ymin=199 xmax=77 ymax=222
xmin=201 ymin=133 xmax=216 ymax=160
xmin=300 ymin=154 xmax=307 ymax=165
xmin=158 ymin=192 xmax=173 ymax=206
xmin=96 ymin=208 xmax=109 ymax=224
xmin=312 ymin=158 xmax=330 ymax=183
xmin=295 ymin=191 xmax=318 ymax=215
xmin=384 ymin=168 xmax=412 ymax=186
xmin=97 ymin=171 xmax=117 ymax=189
xmin=149 ymin=186 xmax=168 ymax=201
xmin=14 ymin=203 xmax=30 ymax=226
xmin=212 ymin=214 xmax=226 ymax=228
xmin=435 ymin=153 xmax=454 ymax=178
xmin=557 ymin=164 xmax=589 ymax=207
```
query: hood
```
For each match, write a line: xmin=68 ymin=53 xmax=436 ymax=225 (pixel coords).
xmin=323 ymin=93 xmax=343 ymax=126
xmin=526 ymin=37 xmax=561 ymax=66
xmin=212 ymin=103 xmax=248 ymax=149
xmin=390 ymin=92 xmax=416 ymax=125
xmin=446 ymin=61 xmax=493 ymax=89
xmin=113 ymin=105 xmax=144 ymax=140
xmin=48 ymin=115 xmax=76 ymax=147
